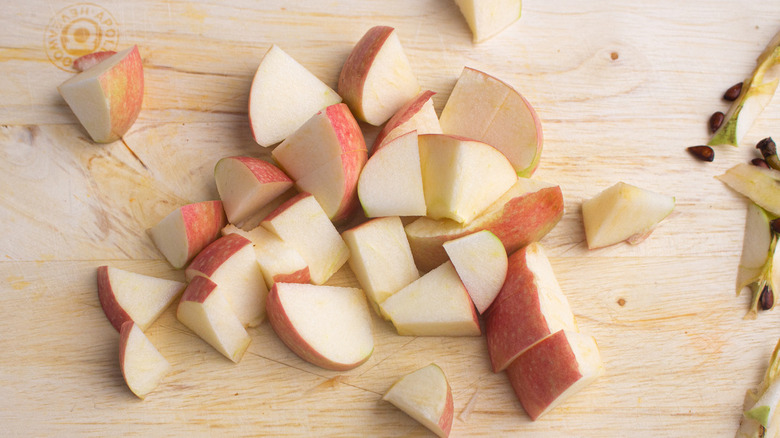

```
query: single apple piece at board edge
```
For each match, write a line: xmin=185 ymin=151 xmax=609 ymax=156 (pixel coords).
xmin=442 ymin=230 xmax=507 ymax=314
xmin=266 ymin=282 xmax=374 ymax=371
xmin=405 ymin=177 xmax=564 ymax=272
xmin=372 ymin=90 xmax=442 ymax=152
xmin=734 ymin=203 xmax=780 ymax=319
xmin=147 ymin=200 xmax=227 ymax=269
xmin=97 ymin=266 xmax=185 ymax=332
xmin=176 ymin=275 xmax=251 ymax=363
xmin=58 ymin=46 xmax=143 ymax=144
xmin=453 ymin=0 xmax=522 ymax=43
xmin=737 ymin=337 xmax=780 ymax=437
xmin=505 ymin=329 xmax=604 ymax=421
xmin=717 ymin=163 xmax=780 ymax=217
xmin=382 ymin=364 xmax=454 ymax=438
xmin=119 ymin=321 xmax=171 ymax=400
xmin=581 ymin=182 xmax=675 ymax=250
xmin=185 ymin=233 xmax=268 ymax=328
xmin=709 ymin=28 xmax=780 ymax=147
xmin=248 ymin=44 xmax=342 ymax=147
xmin=439 ymin=66 xmax=542 ymax=177
xmin=73 ymin=50 xmax=117 ymax=72
xmin=214 ymin=156 xmax=293 ymax=227
xmin=484 ymin=242 xmax=578 ymax=372
xmin=338 ymin=25 xmax=421 ymax=126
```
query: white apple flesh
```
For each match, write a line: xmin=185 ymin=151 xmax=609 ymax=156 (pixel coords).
xmin=147 ymin=200 xmax=227 ymax=269
xmin=382 ymin=363 xmax=454 ymax=438
xmin=119 ymin=321 xmax=171 ymax=400
xmin=372 ymin=90 xmax=442 ymax=152
xmin=453 ymin=0 xmax=522 ymax=43
xmin=717 ymin=163 xmax=780 ymax=217
xmin=442 ymin=230 xmax=507 ymax=314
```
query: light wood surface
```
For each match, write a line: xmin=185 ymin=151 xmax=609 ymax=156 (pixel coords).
xmin=3 ymin=0 xmax=780 ymax=436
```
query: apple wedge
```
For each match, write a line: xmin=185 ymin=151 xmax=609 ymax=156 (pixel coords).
xmin=405 ymin=177 xmax=564 ymax=272
xmin=342 ymin=216 xmax=420 ymax=317
xmin=185 ymin=233 xmax=268 ymax=328
xmin=97 ymin=266 xmax=185 ymax=332
xmin=119 ymin=321 xmax=171 ymax=400
xmin=581 ymin=182 xmax=675 ymax=249
xmin=214 ymin=156 xmax=293 ymax=227
xmin=237 ymin=187 xmax=298 ymax=231
xmin=419 ymin=134 xmax=517 ymax=224
xmin=453 ymin=0 xmax=522 ymax=43
xmin=382 ymin=364 xmax=454 ymax=438
xmin=73 ymin=50 xmax=117 ymax=72
xmin=717 ymin=163 xmax=780 ymax=217
xmin=372 ymin=90 xmax=442 ymax=152
xmin=266 ymin=282 xmax=374 ymax=371
xmin=442 ymin=230 xmax=507 ymax=314
xmin=505 ymin=329 xmax=604 ymax=421
xmin=176 ymin=276 xmax=251 ymax=363
xmin=439 ymin=67 xmax=542 ymax=176
xmin=358 ymin=131 xmax=427 ymax=218
xmin=58 ymin=46 xmax=143 ymax=143
xmin=736 ymin=203 xmax=775 ymax=295
xmin=380 ymin=261 xmax=480 ymax=336
xmin=338 ymin=26 xmax=421 ymax=126
xmin=148 ymin=200 xmax=227 ymax=269
xmin=248 ymin=44 xmax=342 ymax=147
xmin=484 ymin=242 xmax=578 ymax=372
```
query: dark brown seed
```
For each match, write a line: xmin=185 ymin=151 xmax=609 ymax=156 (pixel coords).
xmin=757 ymin=137 xmax=777 ymax=158
xmin=686 ymin=145 xmax=714 ymax=162
xmin=708 ymin=111 xmax=725 ymax=133
xmin=752 ymin=158 xmax=770 ymax=168
xmin=723 ymin=82 xmax=743 ymax=101
xmin=760 ymin=285 xmax=774 ymax=310
xmin=771 ymin=218 xmax=780 ymax=234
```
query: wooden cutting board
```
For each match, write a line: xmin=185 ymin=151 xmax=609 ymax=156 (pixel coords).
xmin=3 ymin=0 xmax=780 ymax=436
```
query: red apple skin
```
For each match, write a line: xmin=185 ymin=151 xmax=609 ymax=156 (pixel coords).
xmin=321 ymin=104 xmax=368 ymax=222
xmin=102 ymin=46 xmax=144 ymax=141
xmin=73 ymin=50 xmax=117 ymax=72
xmin=337 ymin=26 xmax=394 ymax=121
xmin=185 ymin=233 xmax=253 ymax=280
xmin=372 ymin=90 xmax=436 ymax=153
xmin=231 ymin=156 xmax=292 ymax=184
xmin=180 ymin=275 xmax=218 ymax=305
xmin=118 ymin=320 xmax=136 ymax=375
xmin=272 ymin=269 xmax=311 ymax=285
xmin=440 ymin=385 xmax=455 ymax=437
xmin=181 ymin=200 xmax=228 ymax=265
xmin=329 ymin=149 xmax=368 ymax=223
xmin=262 ymin=192 xmax=312 ymax=223
xmin=97 ymin=265 xmax=132 ymax=332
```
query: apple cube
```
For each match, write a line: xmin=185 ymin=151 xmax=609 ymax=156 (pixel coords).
xmin=97 ymin=265 xmax=185 ymax=332
xmin=148 ymin=200 xmax=227 ymax=269
xmin=442 ymin=230 xmax=507 ymax=314
xmin=214 ymin=156 xmax=293 ymax=226
xmin=453 ymin=0 xmax=522 ymax=43
xmin=372 ymin=90 xmax=442 ymax=152
xmin=58 ymin=46 xmax=143 ymax=143
xmin=267 ymin=282 xmax=374 ymax=371
xmin=382 ymin=363 xmax=454 ymax=438
xmin=237 ymin=187 xmax=299 ymax=231
xmin=119 ymin=321 xmax=171 ymax=399
xmin=73 ymin=50 xmax=117 ymax=72
xmin=717 ymin=163 xmax=780 ymax=217
xmin=248 ymin=44 xmax=342 ymax=147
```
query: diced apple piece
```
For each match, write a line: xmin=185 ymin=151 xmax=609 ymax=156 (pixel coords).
xmin=295 ymin=151 xmax=367 ymax=223
xmin=358 ymin=131 xmax=427 ymax=217
xmin=148 ymin=200 xmax=227 ymax=269
xmin=406 ymin=178 xmax=563 ymax=272
xmin=338 ymin=26 xmax=421 ymax=126
xmin=176 ymin=276 xmax=251 ymax=363
xmin=443 ymin=230 xmax=507 ymax=314
xmin=453 ymin=0 xmax=522 ymax=43
xmin=267 ymin=282 xmax=374 ymax=371
xmin=58 ymin=46 xmax=143 ymax=143
xmin=97 ymin=266 xmax=185 ymax=332
xmin=582 ymin=182 xmax=675 ymax=249
xmin=372 ymin=90 xmax=442 ymax=152
xmin=261 ymin=193 xmax=350 ymax=285
xmin=380 ymin=261 xmax=480 ymax=336
xmin=238 ymin=187 xmax=298 ymax=231
xmin=342 ymin=216 xmax=420 ymax=317
xmin=718 ymin=163 xmax=780 ymax=217
xmin=485 ymin=242 xmax=578 ymax=372
xmin=73 ymin=50 xmax=117 ymax=72
xmin=382 ymin=364 xmax=454 ymax=438
xmin=506 ymin=330 xmax=604 ymax=421
xmin=214 ymin=156 xmax=293 ymax=227
xmin=419 ymin=134 xmax=516 ymax=224
xmin=439 ymin=67 xmax=542 ymax=176
xmin=248 ymin=44 xmax=342 ymax=147
xmin=119 ymin=321 xmax=171 ymax=399
xmin=737 ymin=203 xmax=774 ymax=294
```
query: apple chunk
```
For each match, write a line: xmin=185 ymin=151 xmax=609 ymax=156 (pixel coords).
xmin=148 ymin=200 xmax=227 ymax=269
xmin=267 ymin=282 xmax=374 ymax=371
xmin=717 ymin=163 xmax=780 ymax=217
xmin=97 ymin=266 xmax=185 ymax=332
xmin=382 ymin=364 xmax=454 ymax=438
xmin=453 ymin=0 xmax=522 ymax=43
xmin=119 ymin=321 xmax=171 ymax=399
xmin=58 ymin=46 xmax=144 ymax=143
xmin=443 ymin=230 xmax=507 ymax=314
xmin=372 ymin=90 xmax=442 ymax=152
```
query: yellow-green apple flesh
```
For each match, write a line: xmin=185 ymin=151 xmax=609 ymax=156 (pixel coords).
xmin=439 ymin=67 xmax=542 ymax=176
xmin=261 ymin=193 xmax=350 ymax=285
xmin=185 ymin=233 xmax=268 ymax=328
xmin=97 ymin=266 xmax=185 ymax=332
xmin=453 ymin=0 xmax=522 ymax=43
xmin=266 ymin=282 xmax=374 ymax=371
xmin=176 ymin=276 xmax=251 ymax=363
xmin=419 ymin=134 xmax=516 ymax=224
xmin=380 ymin=261 xmax=480 ymax=337
xmin=248 ymin=44 xmax=342 ymax=147
xmin=58 ymin=46 xmax=144 ymax=143
xmin=338 ymin=26 xmax=421 ymax=126
xmin=372 ymin=90 xmax=442 ymax=152
xmin=358 ymin=131 xmax=427 ymax=217
xmin=581 ymin=182 xmax=675 ymax=249
xmin=505 ymin=329 xmax=604 ymax=421
xmin=484 ymin=242 xmax=577 ymax=372
xmin=214 ymin=156 xmax=293 ymax=227
xmin=342 ymin=216 xmax=420 ymax=318
xmin=148 ymin=200 xmax=227 ymax=269
xmin=73 ymin=50 xmax=117 ymax=72
xmin=405 ymin=178 xmax=564 ymax=272
xmin=442 ymin=230 xmax=507 ymax=314
xmin=222 ymin=224 xmax=310 ymax=289
xmin=382 ymin=364 xmax=454 ymax=438
xmin=736 ymin=203 xmax=774 ymax=295
xmin=119 ymin=321 xmax=171 ymax=400
xmin=717 ymin=163 xmax=780 ymax=217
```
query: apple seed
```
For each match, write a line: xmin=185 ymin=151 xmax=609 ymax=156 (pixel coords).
xmin=760 ymin=285 xmax=774 ymax=310
xmin=709 ymin=111 xmax=725 ymax=133
xmin=756 ymin=137 xmax=780 ymax=171
xmin=752 ymin=158 xmax=771 ymax=168
xmin=686 ymin=145 xmax=714 ymax=162
xmin=771 ymin=218 xmax=780 ymax=235
xmin=723 ymin=82 xmax=743 ymax=101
